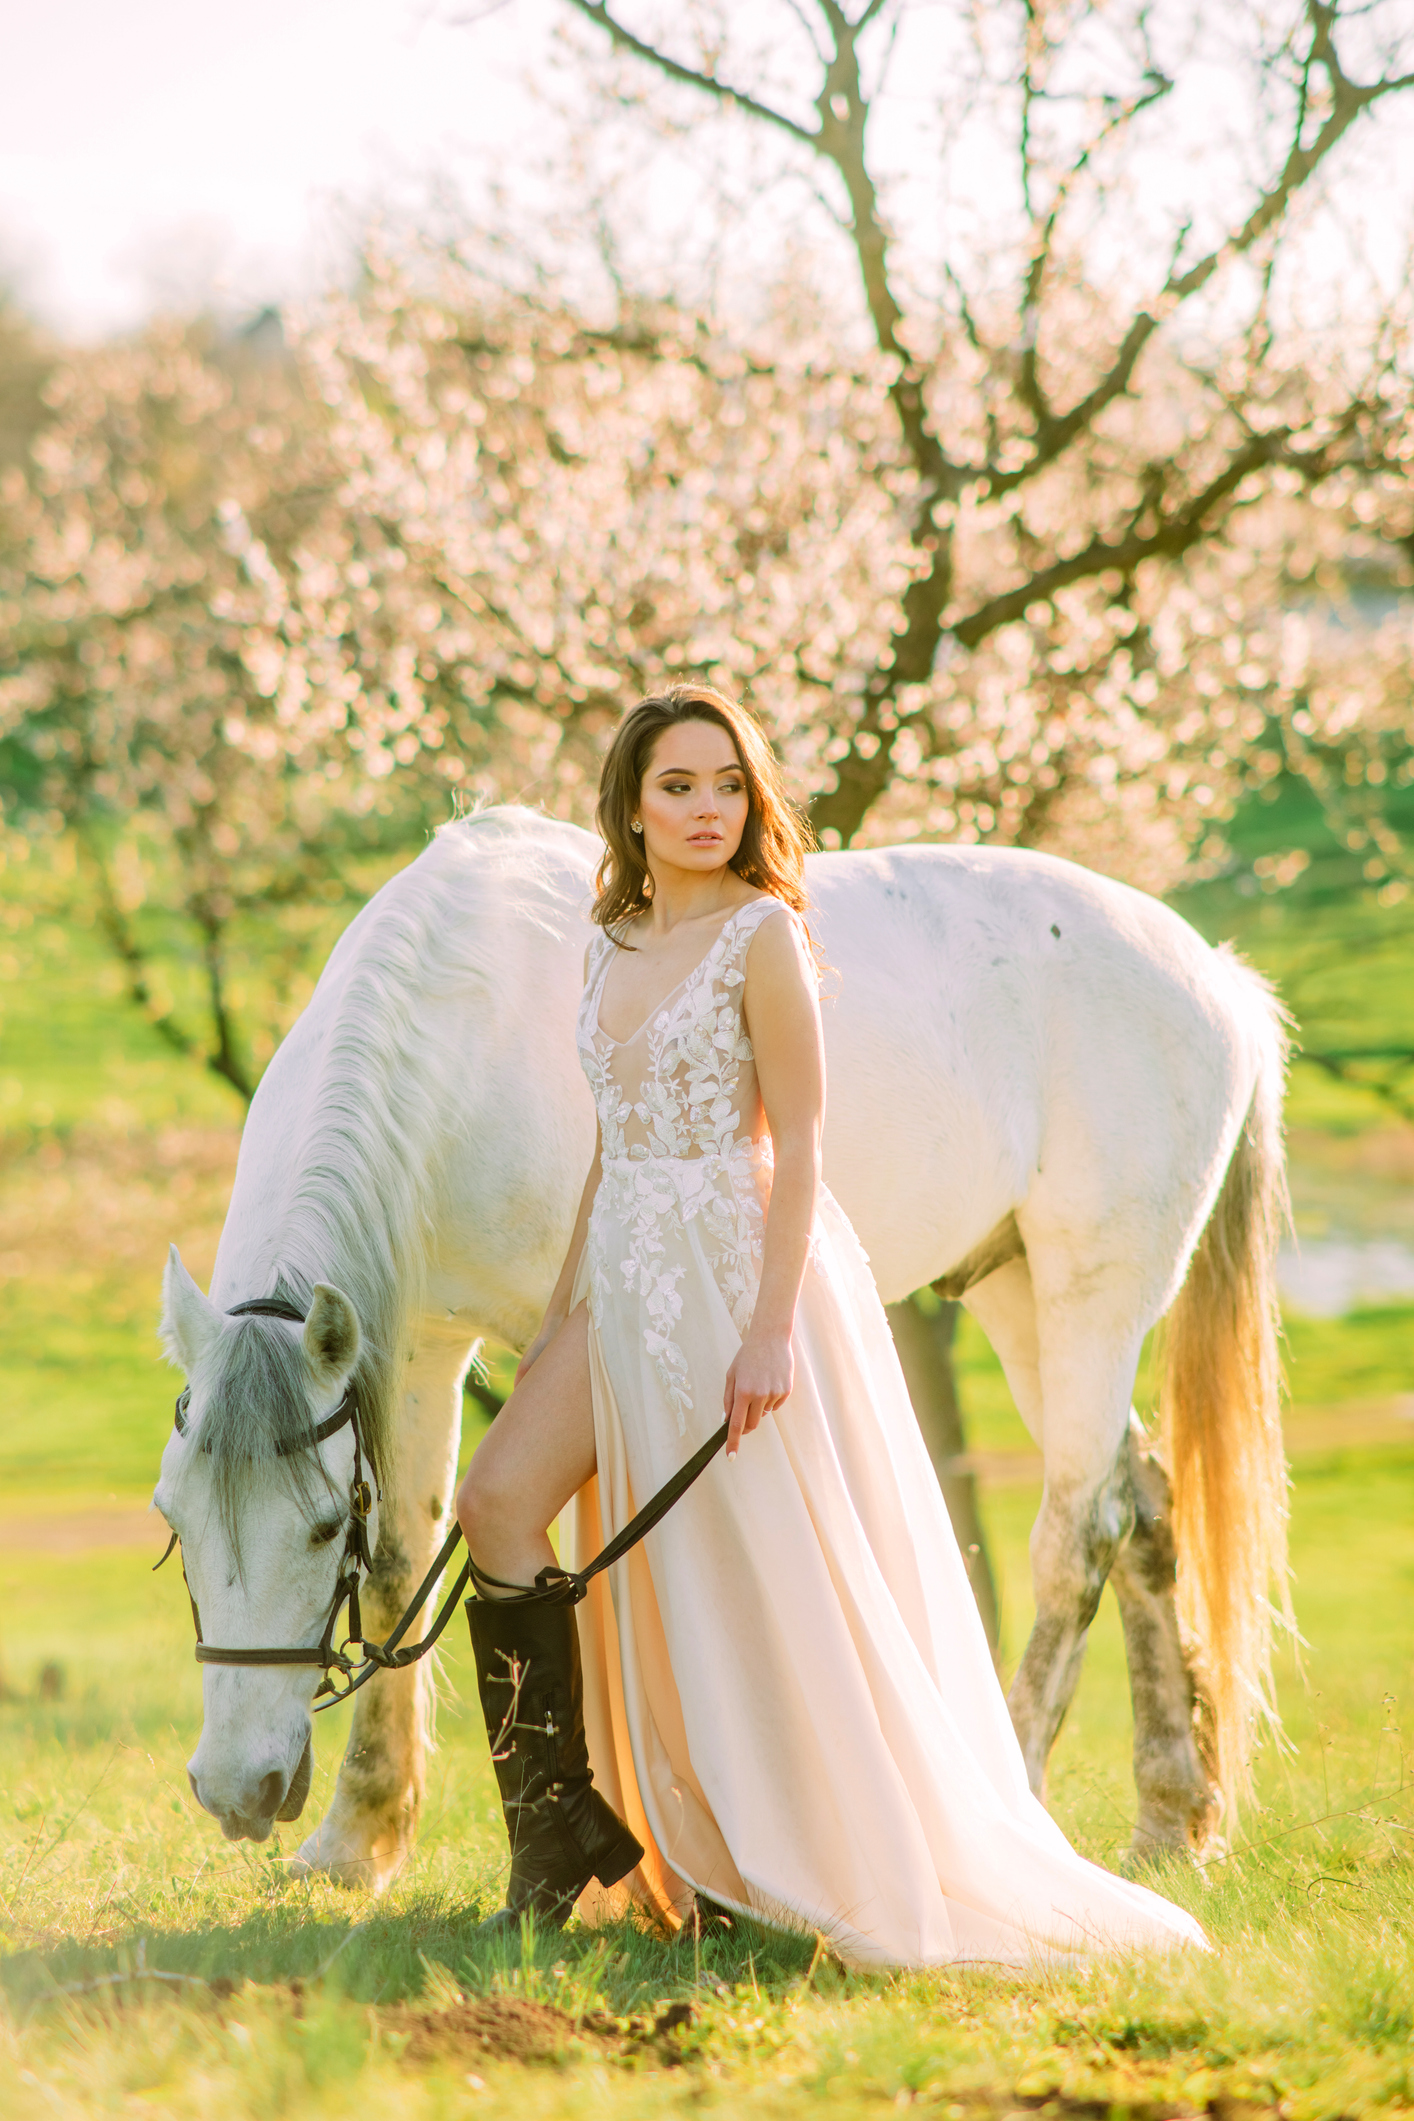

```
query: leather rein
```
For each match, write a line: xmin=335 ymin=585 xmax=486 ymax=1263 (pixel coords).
xmin=157 ymin=1295 xmax=728 ymax=1712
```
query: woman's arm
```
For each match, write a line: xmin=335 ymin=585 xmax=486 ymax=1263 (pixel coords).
xmin=724 ymin=910 xmax=825 ymax=1456
xmin=514 ymin=1120 xmax=603 ymax=1386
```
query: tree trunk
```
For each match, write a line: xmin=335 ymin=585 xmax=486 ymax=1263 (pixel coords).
xmin=885 ymin=1292 xmax=1001 ymax=1662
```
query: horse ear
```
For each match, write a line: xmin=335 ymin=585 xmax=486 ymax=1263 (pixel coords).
xmin=303 ymin=1284 xmax=361 ymax=1390
xmin=161 ymin=1245 xmax=220 ymax=1374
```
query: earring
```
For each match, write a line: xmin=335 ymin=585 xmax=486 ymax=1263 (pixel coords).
xmin=631 ymin=820 xmax=643 ymax=834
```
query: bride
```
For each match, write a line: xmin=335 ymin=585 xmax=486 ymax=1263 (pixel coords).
xmin=456 ymin=683 xmax=1206 ymax=1966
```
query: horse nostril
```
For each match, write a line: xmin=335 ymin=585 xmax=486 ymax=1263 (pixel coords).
xmin=255 ymin=1769 xmax=286 ymax=1819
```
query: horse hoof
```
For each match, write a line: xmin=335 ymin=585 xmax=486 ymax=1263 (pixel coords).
xmin=291 ymin=1818 xmax=408 ymax=1891
xmin=1121 ymin=1831 xmax=1200 ymax=1878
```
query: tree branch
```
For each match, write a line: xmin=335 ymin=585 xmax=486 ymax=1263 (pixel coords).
xmin=559 ymin=0 xmax=1414 ymax=848
xmin=563 ymin=0 xmax=965 ymax=501
xmin=992 ymin=0 xmax=1414 ymax=499
xmin=76 ymin=830 xmax=205 ymax=1070
xmin=192 ymin=899 xmax=255 ymax=1104
xmin=1298 ymin=1047 xmax=1414 ymax=1126
xmin=560 ymin=1 xmax=818 ymax=146
xmin=1015 ymin=69 xmax=1176 ymax=432
xmin=952 ymin=427 xmax=1303 ymax=648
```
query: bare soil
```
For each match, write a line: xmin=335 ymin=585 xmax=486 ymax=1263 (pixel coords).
xmin=383 ymin=1993 xmax=597 ymax=2066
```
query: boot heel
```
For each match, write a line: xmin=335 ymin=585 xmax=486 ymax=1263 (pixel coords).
xmin=590 ymin=1807 xmax=644 ymax=1888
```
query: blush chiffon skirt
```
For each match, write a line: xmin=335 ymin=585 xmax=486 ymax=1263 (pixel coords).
xmin=560 ymin=1152 xmax=1206 ymax=1968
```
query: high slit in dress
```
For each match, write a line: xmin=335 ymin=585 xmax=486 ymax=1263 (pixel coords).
xmin=561 ymin=895 xmax=1206 ymax=1967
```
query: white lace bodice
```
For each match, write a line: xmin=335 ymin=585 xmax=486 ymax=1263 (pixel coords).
xmin=576 ymin=895 xmax=807 ymax=1434
xmin=577 ymin=897 xmax=791 ymax=1167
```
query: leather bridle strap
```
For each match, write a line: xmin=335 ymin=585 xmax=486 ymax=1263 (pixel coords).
xmin=159 ymin=1293 xmax=377 ymax=1687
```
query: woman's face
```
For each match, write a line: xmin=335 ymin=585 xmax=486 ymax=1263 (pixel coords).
xmin=636 ymin=719 xmax=750 ymax=879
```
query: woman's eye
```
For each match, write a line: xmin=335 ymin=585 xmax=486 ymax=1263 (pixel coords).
xmin=310 ymin=1520 xmax=343 ymax=1548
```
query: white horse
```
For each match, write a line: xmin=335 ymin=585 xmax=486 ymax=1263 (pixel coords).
xmin=155 ymin=807 xmax=1289 ymax=1886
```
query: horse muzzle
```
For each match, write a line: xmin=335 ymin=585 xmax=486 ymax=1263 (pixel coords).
xmin=189 ymin=1731 xmax=313 ymax=1841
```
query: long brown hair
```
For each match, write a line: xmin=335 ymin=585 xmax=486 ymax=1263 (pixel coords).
xmin=593 ymin=685 xmax=813 ymax=935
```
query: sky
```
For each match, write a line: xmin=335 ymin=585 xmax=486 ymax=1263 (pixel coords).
xmin=0 ymin=0 xmax=558 ymax=334
xmin=2 ymin=0 xmax=1411 ymax=340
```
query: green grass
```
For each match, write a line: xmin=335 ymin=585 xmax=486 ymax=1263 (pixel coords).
xmin=4 ymin=815 xmax=1414 ymax=2116
xmin=1282 ymin=1306 xmax=1414 ymax=1409
xmin=0 ymin=841 xmax=244 ymax=1140
xmin=6 ymin=1214 xmax=1412 ymax=1504
xmin=1 ymin=1448 xmax=1410 ymax=2119
xmin=1175 ymin=762 xmax=1414 ymax=1135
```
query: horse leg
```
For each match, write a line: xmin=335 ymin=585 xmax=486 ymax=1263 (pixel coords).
xmin=887 ymin=1294 xmax=1001 ymax=1657
xmin=961 ymin=1255 xmax=1044 ymax=1445
xmin=995 ymin=1279 xmax=1141 ymax=1801
xmin=966 ymin=1255 xmax=1218 ymax=1848
xmin=294 ymin=1328 xmax=470 ymax=1888
xmin=1109 ymin=1417 xmax=1218 ymax=1856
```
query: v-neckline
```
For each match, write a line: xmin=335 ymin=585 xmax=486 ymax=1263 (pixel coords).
xmin=593 ymin=900 xmax=763 ymax=1049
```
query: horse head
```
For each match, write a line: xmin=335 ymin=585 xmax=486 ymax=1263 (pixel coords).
xmin=155 ymin=1247 xmax=373 ymax=1843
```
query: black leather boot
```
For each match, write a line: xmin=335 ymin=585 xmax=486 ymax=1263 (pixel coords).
xmin=466 ymin=1592 xmax=643 ymax=1934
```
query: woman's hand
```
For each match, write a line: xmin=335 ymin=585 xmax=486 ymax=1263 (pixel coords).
xmin=515 ymin=1312 xmax=566 ymax=1388
xmin=722 ymin=1326 xmax=794 ymax=1458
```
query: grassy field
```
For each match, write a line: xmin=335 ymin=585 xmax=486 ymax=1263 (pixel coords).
xmin=0 ymin=1445 xmax=1409 ymax=2120
xmin=2 ymin=814 xmax=1413 ymax=2119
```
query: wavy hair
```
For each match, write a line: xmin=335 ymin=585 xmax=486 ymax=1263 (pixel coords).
xmin=593 ymin=685 xmax=813 ymax=937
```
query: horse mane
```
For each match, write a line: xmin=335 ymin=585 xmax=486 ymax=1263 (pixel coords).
xmin=197 ymin=807 xmax=594 ymax=1539
xmin=195 ymin=1277 xmax=341 ymax=1556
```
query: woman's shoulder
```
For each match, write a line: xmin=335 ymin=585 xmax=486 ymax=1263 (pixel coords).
xmin=582 ymin=924 xmax=618 ymax=981
xmin=736 ymin=888 xmax=807 ymax=929
xmin=738 ymin=894 xmax=818 ymax=973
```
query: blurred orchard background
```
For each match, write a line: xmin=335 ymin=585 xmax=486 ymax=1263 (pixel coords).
xmin=2 ymin=3 xmax=1414 ymax=2110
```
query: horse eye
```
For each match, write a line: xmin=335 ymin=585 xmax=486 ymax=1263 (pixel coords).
xmin=310 ymin=1520 xmax=343 ymax=1548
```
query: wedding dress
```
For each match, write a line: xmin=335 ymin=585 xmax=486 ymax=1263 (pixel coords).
xmin=561 ymin=895 xmax=1205 ymax=1967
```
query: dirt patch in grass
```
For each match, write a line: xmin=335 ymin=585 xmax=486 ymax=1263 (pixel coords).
xmin=385 ymin=1993 xmax=592 ymax=2065
xmin=966 ymin=2105 xmax=1279 ymax=2121
xmin=379 ymin=1995 xmax=702 ymax=2072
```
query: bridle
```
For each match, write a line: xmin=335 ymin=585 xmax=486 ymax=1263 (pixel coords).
xmin=158 ymin=1294 xmax=732 ymax=1712
xmin=156 ymin=1295 xmax=472 ymax=1710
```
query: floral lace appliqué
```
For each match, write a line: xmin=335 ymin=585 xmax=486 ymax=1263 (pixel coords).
xmin=576 ymin=903 xmax=786 ymax=1432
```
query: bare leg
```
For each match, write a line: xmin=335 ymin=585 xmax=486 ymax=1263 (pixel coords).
xmin=455 ymin=1306 xmax=648 ymax=1925
xmin=456 ymin=1302 xmax=596 ymax=1595
xmin=296 ymin=1327 xmax=469 ymax=1887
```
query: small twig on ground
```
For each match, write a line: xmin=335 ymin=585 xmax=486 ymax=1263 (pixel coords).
xmin=9 ymin=1755 xmax=118 ymax=1919
xmin=53 ymin=1970 xmax=215 ymax=1999
xmin=1197 ymin=1785 xmax=1413 ymax=1869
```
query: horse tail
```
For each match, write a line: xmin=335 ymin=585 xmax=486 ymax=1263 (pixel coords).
xmin=1160 ymin=954 xmax=1294 ymax=1829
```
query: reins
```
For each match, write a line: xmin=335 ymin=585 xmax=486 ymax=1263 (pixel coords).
xmin=158 ymin=1295 xmax=729 ymax=1711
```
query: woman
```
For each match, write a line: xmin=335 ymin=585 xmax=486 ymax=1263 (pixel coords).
xmin=456 ymin=684 xmax=1205 ymax=1966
